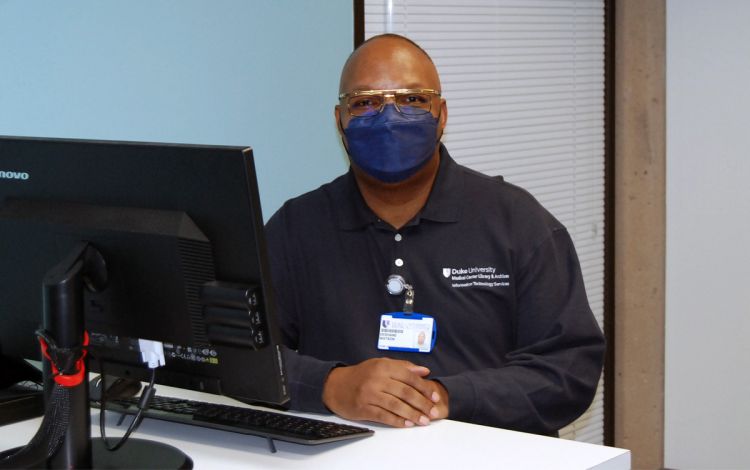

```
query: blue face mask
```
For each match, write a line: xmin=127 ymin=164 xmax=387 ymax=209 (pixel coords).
xmin=343 ymin=105 xmax=439 ymax=183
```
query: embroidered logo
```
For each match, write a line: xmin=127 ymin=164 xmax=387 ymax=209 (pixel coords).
xmin=442 ymin=266 xmax=510 ymax=288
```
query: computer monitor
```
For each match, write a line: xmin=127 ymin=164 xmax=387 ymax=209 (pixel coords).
xmin=0 ymin=135 xmax=290 ymax=408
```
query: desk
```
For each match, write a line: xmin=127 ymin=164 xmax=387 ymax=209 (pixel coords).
xmin=0 ymin=387 xmax=630 ymax=469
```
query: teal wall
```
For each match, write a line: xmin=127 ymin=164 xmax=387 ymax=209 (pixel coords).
xmin=0 ymin=0 xmax=352 ymax=219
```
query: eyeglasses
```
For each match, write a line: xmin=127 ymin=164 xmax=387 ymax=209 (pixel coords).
xmin=338 ymin=88 xmax=441 ymax=118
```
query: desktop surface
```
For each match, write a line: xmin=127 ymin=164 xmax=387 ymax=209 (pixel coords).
xmin=0 ymin=385 xmax=630 ymax=470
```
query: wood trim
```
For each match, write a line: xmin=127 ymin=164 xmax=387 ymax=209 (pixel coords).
xmin=353 ymin=0 xmax=364 ymax=48
xmin=603 ymin=0 xmax=615 ymax=448
xmin=613 ymin=0 xmax=666 ymax=468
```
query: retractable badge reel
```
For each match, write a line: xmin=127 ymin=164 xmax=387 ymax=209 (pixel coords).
xmin=377 ymin=275 xmax=437 ymax=353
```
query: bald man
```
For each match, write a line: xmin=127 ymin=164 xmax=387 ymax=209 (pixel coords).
xmin=265 ymin=34 xmax=605 ymax=435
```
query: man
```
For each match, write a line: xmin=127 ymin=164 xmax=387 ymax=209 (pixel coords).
xmin=265 ymin=34 xmax=605 ymax=435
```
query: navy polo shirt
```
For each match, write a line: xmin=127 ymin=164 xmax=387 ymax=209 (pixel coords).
xmin=265 ymin=145 xmax=605 ymax=434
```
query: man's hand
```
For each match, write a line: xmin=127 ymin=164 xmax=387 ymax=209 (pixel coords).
xmin=424 ymin=379 xmax=450 ymax=420
xmin=322 ymin=357 xmax=444 ymax=427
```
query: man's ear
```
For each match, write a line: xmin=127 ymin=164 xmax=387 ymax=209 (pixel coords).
xmin=437 ymin=99 xmax=448 ymax=140
xmin=334 ymin=105 xmax=345 ymax=137
xmin=438 ymin=99 xmax=448 ymax=132
xmin=335 ymin=104 xmax=351 ymax=155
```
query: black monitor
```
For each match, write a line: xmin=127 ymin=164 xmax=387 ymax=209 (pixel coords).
xmin=0 ymin=136 xmax=289 ymax=407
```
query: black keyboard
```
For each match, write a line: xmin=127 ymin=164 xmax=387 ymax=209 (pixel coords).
xmin=0 ymin=384 xmax=45 ymax=427
xmin=92 ymin=395 xmax=373 ymax=446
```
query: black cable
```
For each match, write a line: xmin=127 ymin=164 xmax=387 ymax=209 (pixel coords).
xmin=97 ymin=360 xmax=158 ymax=452
xmin=0 ymin=383 xmax=71 ymax=469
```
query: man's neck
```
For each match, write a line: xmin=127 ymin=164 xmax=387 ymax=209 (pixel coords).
xmin=353 ymin=150 xmax=441 ymax=230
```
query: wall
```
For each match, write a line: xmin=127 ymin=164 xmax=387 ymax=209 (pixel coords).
xmin=665 ymin=1 xmax=750 ymax=468
xmin=0 ymin=0 xmax=352 ymax=219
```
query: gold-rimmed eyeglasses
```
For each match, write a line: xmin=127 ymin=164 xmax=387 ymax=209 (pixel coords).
xmin=338 ymin=88 xmax=441 ymax=118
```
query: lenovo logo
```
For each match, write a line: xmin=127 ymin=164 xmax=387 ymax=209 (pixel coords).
xmin=0 ymin=170 xmax=30 ymax=181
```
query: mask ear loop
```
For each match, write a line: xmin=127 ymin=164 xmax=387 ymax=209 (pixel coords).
xmin=336 ymin=106 xmax=354 ymax=158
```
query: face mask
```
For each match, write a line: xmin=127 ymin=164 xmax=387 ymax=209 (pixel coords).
xmin=343 ymin=105 xmax=439 ymax=183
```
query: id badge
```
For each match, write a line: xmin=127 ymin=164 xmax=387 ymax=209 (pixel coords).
xmin=377 ymin=312 xmax=437 ymax=353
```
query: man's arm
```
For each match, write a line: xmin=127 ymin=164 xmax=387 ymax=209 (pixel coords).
xmin=433 ymin=228 xmax=605 ymax=435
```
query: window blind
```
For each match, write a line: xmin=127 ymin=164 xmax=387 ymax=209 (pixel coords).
xmin=364 ymin=0 xmax=606 ymax=444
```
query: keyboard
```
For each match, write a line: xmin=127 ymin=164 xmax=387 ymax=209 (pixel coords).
xmin=92 ymin=395 xmax=374 ymax=446
xmin=0 ymin=384 xmax=45 ymax=427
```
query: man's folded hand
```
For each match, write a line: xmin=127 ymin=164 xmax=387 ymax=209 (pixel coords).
xmin=322 ymin=357 xmax=445 ymax=427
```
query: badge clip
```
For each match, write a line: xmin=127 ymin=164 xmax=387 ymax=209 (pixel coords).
xmin=385 ymin=274 xmax=414 ymax=313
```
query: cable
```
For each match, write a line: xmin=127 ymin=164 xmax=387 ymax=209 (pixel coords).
xmin=0 ymin=383 xmax=71 ymax=469
xmin=97 ymin=359 xmax=158 ymax=452
xmin=0 ymin=329 xmax=90 ymax=467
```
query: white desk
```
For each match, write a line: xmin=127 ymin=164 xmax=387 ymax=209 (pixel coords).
xmin=0 ymin=387 xmax=630 ymax=470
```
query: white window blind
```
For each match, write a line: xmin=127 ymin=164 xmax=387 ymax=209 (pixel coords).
xmin=364 ymin=0 xmax=606 ymax=444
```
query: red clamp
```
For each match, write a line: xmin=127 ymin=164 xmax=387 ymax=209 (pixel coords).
xmin=38 ymin=331 xmax=90 ymax=388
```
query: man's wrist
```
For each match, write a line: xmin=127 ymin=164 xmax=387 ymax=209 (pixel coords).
xmin=321 ymin=365 xmax=344 ymax=412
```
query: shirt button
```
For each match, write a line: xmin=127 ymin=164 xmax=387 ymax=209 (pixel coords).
xmin=394 ymin=234 xmax=402 ymax=242
xmin=394 ymin=258 xmax=404 ymax=267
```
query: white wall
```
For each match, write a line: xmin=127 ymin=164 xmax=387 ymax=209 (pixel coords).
xmin=0 ymin=0 xmax=352 ymax=219
xmin=665 ymin=1 xmax=750 ymax=468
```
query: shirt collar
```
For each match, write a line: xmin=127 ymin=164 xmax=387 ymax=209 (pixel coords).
xmin=335 ymin=144 xmax=463 ymax=231
xmin=416 ymin=144 xmax=462 ymax=224
xmin=334 ymin=171 xmax=379 ymax=230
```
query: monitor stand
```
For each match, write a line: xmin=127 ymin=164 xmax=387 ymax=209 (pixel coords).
xmin=0 ymin=243 xmax=193 ymax=469
xmin=1 ymin=439 xmax=192 ymax=470
xmin=93 ymin=438 xmax=192 ymax=469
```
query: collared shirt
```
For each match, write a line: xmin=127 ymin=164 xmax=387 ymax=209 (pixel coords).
xmin=265 ymin=145 xmax=605 ymax=434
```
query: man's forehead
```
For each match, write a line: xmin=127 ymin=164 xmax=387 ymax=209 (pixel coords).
xmin=339 ymin=37 xmax=440 ymax=93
